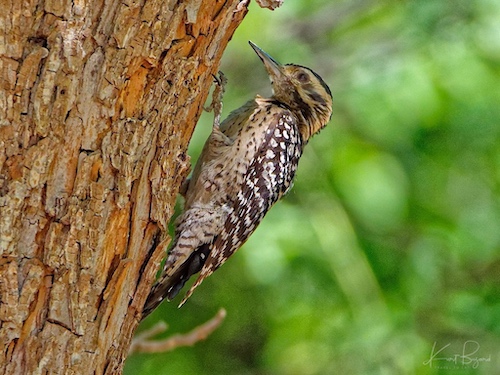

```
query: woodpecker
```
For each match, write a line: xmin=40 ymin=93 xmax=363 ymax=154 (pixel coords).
xmin=143 ymin=41 xmax=332 ymax=317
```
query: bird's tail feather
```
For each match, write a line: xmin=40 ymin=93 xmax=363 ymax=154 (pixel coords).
xmin=141 ymin=244 xmax=210 ymax=319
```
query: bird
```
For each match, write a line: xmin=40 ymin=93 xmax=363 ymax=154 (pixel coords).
xmin=142 ymin=41 xmax=332 ymax=317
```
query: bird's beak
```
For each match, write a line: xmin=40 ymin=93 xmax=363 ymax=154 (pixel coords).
xmin=249 ymin=41 xmax=283 ymax=81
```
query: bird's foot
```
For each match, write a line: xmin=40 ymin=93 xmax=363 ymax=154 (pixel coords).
xmin=204 ymin=71 xmax=227 ymax=130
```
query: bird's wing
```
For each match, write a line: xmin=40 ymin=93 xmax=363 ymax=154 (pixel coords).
xmin=180 ymin=109 xmax=303 ymax=305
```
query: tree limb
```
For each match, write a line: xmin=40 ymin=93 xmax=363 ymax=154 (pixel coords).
xmin=130 ymin=309 xmax=227 ymax=354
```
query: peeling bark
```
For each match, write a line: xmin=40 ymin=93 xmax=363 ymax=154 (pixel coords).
xmin=0 ymin=0 xmax=248 ymax=373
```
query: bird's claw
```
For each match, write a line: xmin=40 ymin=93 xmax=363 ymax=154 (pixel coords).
xmin=204 ymin=71 xmax=227 ymax=130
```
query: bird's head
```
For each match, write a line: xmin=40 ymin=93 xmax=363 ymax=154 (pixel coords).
xmin=249 ymin=41 xmax=333 ymax=142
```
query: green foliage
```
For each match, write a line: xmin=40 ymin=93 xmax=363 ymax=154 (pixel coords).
xmin=126 ymin=1 xmax=500 ymax=373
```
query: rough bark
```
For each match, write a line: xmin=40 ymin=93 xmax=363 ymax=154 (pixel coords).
xmin=0 ymin=0 xmax=248 ymax=373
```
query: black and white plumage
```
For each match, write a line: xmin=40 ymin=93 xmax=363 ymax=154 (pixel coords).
xmin=143 ymin=42 xmax=332 ymax=317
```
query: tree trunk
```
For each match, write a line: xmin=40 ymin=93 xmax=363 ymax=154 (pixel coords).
xmin=0 ymin=0 xmax=248 ymax=373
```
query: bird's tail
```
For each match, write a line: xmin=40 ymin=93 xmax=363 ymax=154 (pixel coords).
xmin=141 ymin=244 xmax=211 ymax=319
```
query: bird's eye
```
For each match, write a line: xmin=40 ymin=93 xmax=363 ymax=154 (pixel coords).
xmin=296 ymin=72 xmax=309 ymax=83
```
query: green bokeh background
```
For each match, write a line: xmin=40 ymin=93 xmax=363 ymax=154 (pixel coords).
xmin=126 ymin=1 xmax=500 ymax=373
